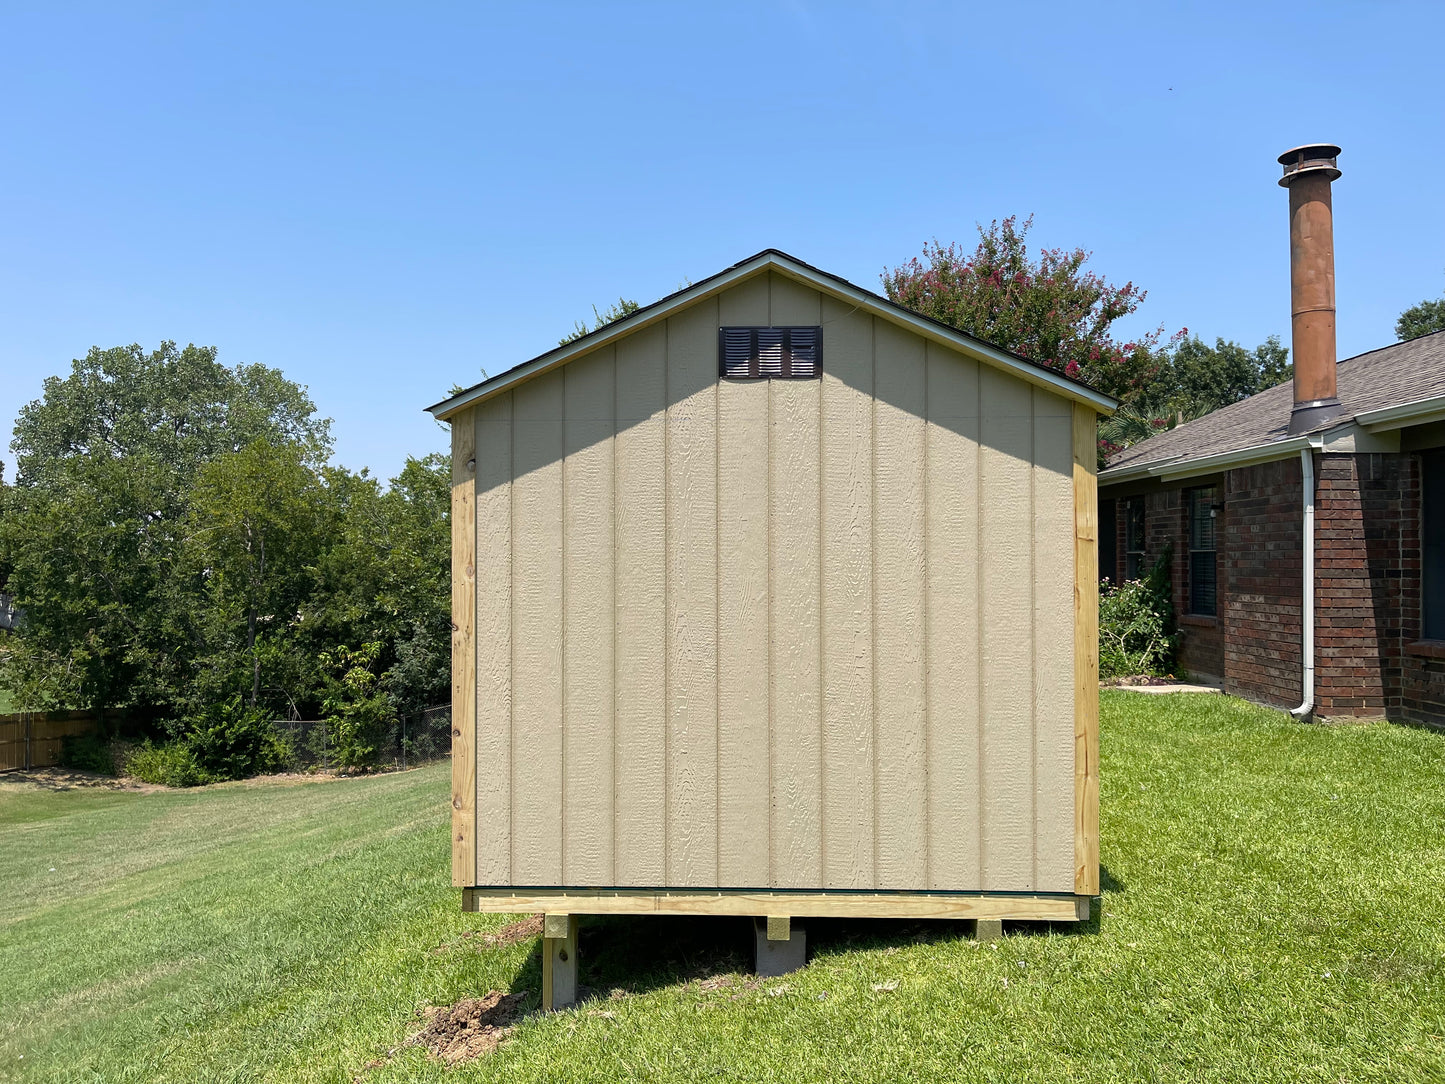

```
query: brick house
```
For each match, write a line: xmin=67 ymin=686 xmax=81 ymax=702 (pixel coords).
xmin=1098 ymin=144 xmax=1445 ymax=726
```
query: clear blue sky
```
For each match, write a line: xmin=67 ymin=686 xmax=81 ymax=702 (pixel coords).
xmin=4 ymin=2 xmax=1443 ymax=481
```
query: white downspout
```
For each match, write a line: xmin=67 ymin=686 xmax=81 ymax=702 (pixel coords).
xmin=1290 ymin=444 xmax=1319 ymax=719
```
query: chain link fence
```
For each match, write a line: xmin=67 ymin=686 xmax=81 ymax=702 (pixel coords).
xmin=275 ymin=704 xmax=451 ymax=773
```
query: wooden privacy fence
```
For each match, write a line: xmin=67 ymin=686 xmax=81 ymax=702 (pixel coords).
xmin=0 ymin=711 xmax=102 ymax=772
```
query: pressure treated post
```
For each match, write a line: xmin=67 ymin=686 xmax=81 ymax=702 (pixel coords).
xmin=542 ymin=913 xmax=579 ymax=1011
xmin=450 ymin=411 xmax=477 ymax=888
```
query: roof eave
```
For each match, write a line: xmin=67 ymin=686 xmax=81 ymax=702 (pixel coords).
xmin=1355 ymin=391 xmax=1445 ymax=433
xmin=425 ymin=250 xmax=1118 ymax=421
xmin=1100 ymin=435 xmax=1316 ymax=486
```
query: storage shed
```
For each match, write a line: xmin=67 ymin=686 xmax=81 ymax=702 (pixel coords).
xmin=427 ymin=250 xmax=1112 ymax=1004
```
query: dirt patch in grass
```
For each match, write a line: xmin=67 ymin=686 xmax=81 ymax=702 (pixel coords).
xmin=408 ymin=991 xmax=529 ymax=1064
xmin=0 ymin=767 xmax=164 ymax=793
xmin=436 ymin=914 xmax=543 ymax=954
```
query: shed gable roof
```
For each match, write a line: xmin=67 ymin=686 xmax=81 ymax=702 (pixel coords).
xmin=425 ymin=249 xmax=1116 ymax=420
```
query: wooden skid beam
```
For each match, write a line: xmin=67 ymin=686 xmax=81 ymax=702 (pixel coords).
xmin=451 ymin=411 xmax=478 ymax=888
xmin=1072 ymin=403 xmax=1101 ymax=896
xmin=461 ymin=888 xmax=1090 ymax=923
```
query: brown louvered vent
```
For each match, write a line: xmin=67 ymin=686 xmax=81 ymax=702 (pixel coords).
xmin=719 ymin=326 xmax=822 ymax=379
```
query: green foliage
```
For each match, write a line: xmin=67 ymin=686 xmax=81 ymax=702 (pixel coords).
xmin=123 ymin=740 xmax=214 ymax=787
xmin=1099 ymin=552 xmax=1178 ymax=679
xmin=58 ymin=731 xmax=116 ymax=775
xmin=1396 ymin=286 xmax=1445 ymax=341
xmin=0 ymin=343 xmax=452 ymax=767
xmin=0 ymin=342 xmax=330 ymax=715
xmin=319 ymin=642 xmax=395 ymax=772
xmin=1097 ymin=334 xmax=1291 ymax=461
xmin=6 ymin=700 xmax=1445 ymax=1081
xmin=882 ymin=216 xmax=1172 ymax=404
xmin=181 ymin=695 xmax=288 ymax=781
xmin=558 ymin=296 xmax=641 ymax=345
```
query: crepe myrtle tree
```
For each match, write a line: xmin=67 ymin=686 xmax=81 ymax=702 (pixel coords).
xmin=882 ymin=216 xmax=1179 ymax=407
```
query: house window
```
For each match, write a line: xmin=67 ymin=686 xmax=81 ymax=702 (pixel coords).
xmin=1123 ymin=498 xmax=1146 ymax=579
xmin=1187 ymin=485 xmax=1218 ymax=616
xmin=1423 ymin=451 xmax=1445 ymax=639
xmin=1099 ymin=498 xmax=1118 ymax=585
xmin=719 ymin=326 xmax=822 ymax=379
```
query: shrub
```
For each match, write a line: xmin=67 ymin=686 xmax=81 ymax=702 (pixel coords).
xmin=124 ymin=741 xmax=214 ymax=787
xmin=1099 ymin=551 xmax=1178 ymax=679
xmin=183 ymin=696 xmax=288 ymax=781
xmin=320 ymin=643 xmax=395 ymax=772
xmin=59 ymin=731 xmax=116 ymax=775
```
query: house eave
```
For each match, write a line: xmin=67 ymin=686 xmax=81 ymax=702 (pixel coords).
xmin=1100 ymin=435 xmax=1315 ymax=486
xmin=1355 ymin=391 xmax=1445 ymax=433
xmin=425 ymin=250 xmax=1118 ymax=422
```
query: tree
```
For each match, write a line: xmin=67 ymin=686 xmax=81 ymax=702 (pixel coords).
xmin=559 ymin=297 xmax=640 ymax=345
xmin=1096 ymin=334 xmax=1290 ymax=459
xmin=882 ymin=216 xmax=1174 ymax=405
xmin=1397 ymin=278 xmax=1445 ymax=341
xmin=0 ymin=343 xmax=330 ymax=714
xmin=304 ymin=454 xmax=451 ymax=719
xmin=186 ymin=440 xmax=325 ymax=712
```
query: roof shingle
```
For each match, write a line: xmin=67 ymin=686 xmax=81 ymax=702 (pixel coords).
xmin=1105 ymin=330 xmax=1445 ymax=473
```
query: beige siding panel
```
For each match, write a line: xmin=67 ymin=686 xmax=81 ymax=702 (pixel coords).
xmin=510 ymin=370 xmax=565 ymax=885
xmin=716 ymin=279 xmax=771 ymax=886
xmin=819 ymin=298 xmax=875 ymax=889
xmin=562 ymin=348 xmax=615 ymax=884
xmin=872 ymin=320 xmax=927 ymax=890
xmin=923 ymin=342 xmax=982 ymax=890
xmin=1032 ymin=387 xmax=1076 ymax=892
xmin=978 ymin=366 xmax=1035 ymax=891
xmin=768 ymin=274 xmax=824 ymax=887
xmin=613 ymin=324 xmax=668 ymax=886
xmin=769 ymin=374 xmax=822 ymax=887
xmin=474 ymin=395 xmax=513 ymax=885
xmin=768 ymin=272 xmax=823 ymax=326
xmin=665 ymin=299 xmax=719 ymax=887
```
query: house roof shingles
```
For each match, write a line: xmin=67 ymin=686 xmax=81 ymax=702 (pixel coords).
xmin=1105 ymin=330 xmax=1445 ymax=475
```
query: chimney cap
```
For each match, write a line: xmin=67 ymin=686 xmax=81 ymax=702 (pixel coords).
xmin=1278 ymin=143 xmax=1342 ymax=187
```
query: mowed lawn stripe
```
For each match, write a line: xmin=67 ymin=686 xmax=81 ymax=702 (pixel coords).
xmin=1 ymin=695 xmax=1444 ymax=1083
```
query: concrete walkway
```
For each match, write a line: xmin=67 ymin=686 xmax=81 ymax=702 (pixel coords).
xmin=1107 ymin=681 xmax=1223 ymax=695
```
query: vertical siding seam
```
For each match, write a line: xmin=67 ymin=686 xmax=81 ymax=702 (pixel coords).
xmin=816 ymin=297 xmax=826 ymax=888
xmin=869 ymin=316 xmax=880 ymax=890
xmin=1029 ymin=388 xmax=1039 ymax=891
xmin=767 ymin=275 xmax=774 ymax=887
xmin=922 ymin=344 xmax=931 ymax=890
xmin=560 ymin=367 xmax=568 ymax=886
xmin=662 ymin=318 xmax=671 ymax=885
xmin=767 ymin=343 xmax=775 ymax=886
xmin=508 ymin=391 xmax=516 ymax=883
xmin=611 ymin=350 xmax=619 ymax=886
xmin=714 ymin=365 xmax=721 ymax=887
xmin=975 ymin=364 xmax=985 ymax=887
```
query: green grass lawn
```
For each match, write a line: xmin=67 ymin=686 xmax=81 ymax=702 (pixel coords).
xmin=2 ymin=693 xmax=1443 ymax=1083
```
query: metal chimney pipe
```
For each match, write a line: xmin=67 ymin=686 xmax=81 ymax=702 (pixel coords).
xmin=1279 ymin=143 xmax=1345 ymax=435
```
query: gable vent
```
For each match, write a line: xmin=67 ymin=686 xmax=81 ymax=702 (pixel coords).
xmin=719 ymin=326 xmax=822 ymax=380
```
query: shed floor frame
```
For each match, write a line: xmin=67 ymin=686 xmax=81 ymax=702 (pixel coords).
xmin=462 ymin=887 xmax=1091 ymax=922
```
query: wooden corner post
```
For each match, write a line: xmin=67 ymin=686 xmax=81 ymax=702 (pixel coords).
xmin=451 ymin=409 xmax=478 ymax=889
xmin=1072 ymin=403 xmax=1100 ymax=896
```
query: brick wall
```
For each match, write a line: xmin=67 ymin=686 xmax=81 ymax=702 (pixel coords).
xmin=1313 ymin=454 xmax=1415 ymax=715
xmin=1104 ymin=449 xmax=1445 ymax=725
xmin=1220 ymin=458 xmax=1304 ymax=707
